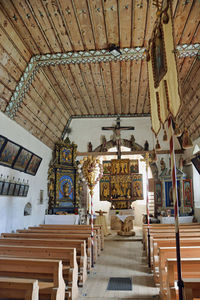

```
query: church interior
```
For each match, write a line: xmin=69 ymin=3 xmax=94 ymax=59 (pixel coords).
xmin=0 ymin=0 xmax=200 ymax=299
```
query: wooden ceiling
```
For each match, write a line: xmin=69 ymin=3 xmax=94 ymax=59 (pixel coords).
xmin=0 ymin=0 xmax=199 ymax=149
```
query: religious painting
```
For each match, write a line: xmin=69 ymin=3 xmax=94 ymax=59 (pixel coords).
xmin=26 ymin=154 xmax=42 ymax=175
xmin=56 ymin=171 xmax=74 ymax=208
xmin=13 ymin=148 xmax=32 ymax=172
xmin=0 ymin=181 xmax=4 ymax=195
xmin=165 ymin=181 xmax=181 ymax=207
xmin=2 ymin=182 xmax=9 ymax=195
xmin=0 ymin=140 xmax=20 ymax=168
xmin=0 ymin=136 xmax=6 ymax=153
xmin=14 ymin=183 xmax=20 ymax=196
xmin=151 ymin=24 xmax=167 ymax=88
xmin=132 ymin=174 xmax=143 ymax=200
xmin=8 ymin=182 xmax=15 ymax=196
xmin=60 ymin=146 xmax=72 ymax=164
xmin=103 ymin=161 xmax=111 ymax=174
xmin=19 ymin=184 xmax=25 ymax=197
xmin=23 ymin=185 xmax=29 ymax=197
xmin=130 ymin=160 xmax=139 ymax=174
xmin=100 ymin=175 xmax=110 ymax=201
xmin=111 ymin=175 xmax=132 ymax=200
xmin=155 ymin=181 xmax=162 ymax=206
xmin=111 ymin=159 xmax=129 ymax=175
xmin=183 ymin=179 xmax=193 ymax=207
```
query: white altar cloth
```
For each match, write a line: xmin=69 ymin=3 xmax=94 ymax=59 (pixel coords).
xmin=158 ymin=216 xmax=193 ymax=224
xmin=45 ymin=214 xmax=79 ymax=225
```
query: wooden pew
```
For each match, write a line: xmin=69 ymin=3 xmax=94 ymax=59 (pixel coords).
xmin=0 ymin=277 xmax=39 ymax=300
xmin=0 ymin=245 xmax=79 ymax=300
xmin=183 ymin=278 xmax=200 ymax=300
xmin=0 ymin=257 xmax=65 ymax=300
xmin=37 ymin=224 xmax=104 ymax=250
xmin=0 ymin=238 xmax=87 ymax=286
xmin=2 ymin=232 xmax=92 ymax=271
xmin=158 ymin=246 xmax=200 ymax=299
xmin=152 ymin=238 xmax=200 ymax=284
xmin=16 ymin=229 xmax=99 ymax=263
xmin=166 ymin=258 xmax=200 ymax=300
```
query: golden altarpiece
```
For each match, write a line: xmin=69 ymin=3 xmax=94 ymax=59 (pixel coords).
xmin=48 ymin=138 xmax=79 ymax=214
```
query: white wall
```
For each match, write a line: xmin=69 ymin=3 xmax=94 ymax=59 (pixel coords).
xmin=0 ymin=112 xmax=52 ymax=233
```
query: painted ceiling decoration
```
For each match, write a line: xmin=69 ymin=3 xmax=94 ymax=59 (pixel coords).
xmin=0 ymin=0 xmax=199 ymax=149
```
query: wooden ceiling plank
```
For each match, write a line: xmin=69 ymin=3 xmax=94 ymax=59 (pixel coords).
xmin=27 ymin=0 xmax=62 ymax=53
xmin=182 ymin=58 xmax=200 ymax=94
xmin=0 ymin=45 xmax=22 ymax=82
xmin=129 ymin=60 xmax=141 ymax=114
xmin=192 ymin=22 xmax=200 ymax=43
xmin=0 ymin=27 xmax=27 ymax=72
xmin=136 ymin=60 xmax=148 ymax=114
xmin=0 ymin=82 xmax=12 ymax=102
xmin=87 ymin=0 xmax=107 ymax=49
xmin=0 ymin=7 xmax=31 ymax=62
xmin=132 ymin=0 xmax=148 ymax=47
xmin=120 ymin=60 xmax=131 ymax=114
xmin=191 ymin=124 xmax=200 ymax=142
xmin=78 ymin=63 xmax=102 ymax=114
xmin=119 ymin=0 xmax=132 ymax=48
xmin=188 ymin=114 xmax=200 ymax=138
xmin=110 ymin=61 xmax=122 ymax=114
xmin=143 ymin=1 xmax=157 ymax=48
xmin=34 ymin=72 xmax=67 ymax=126
xmin=28 ymin=82 xmax=64 ymax=132
xmin=58 ymin=0 xmax=84 ymax=51
xmin=142 ymin=88 xmax=150 ymax=114
xmin=0 ymin=63 xmax=18 ymax=92
xmin=103 ymin=0 xmax=119 ymax=46
xmin=58 ymin=64 xmax=88 ymax=115
xmin=0 ymin=97 xmax=8 ymax=112
xmin=38 ymin=69 xmax=71 ymax=120
xmin=72 ymin=0 xmax=95 ymax=50
xmin=23 ymin=93 xmax=61 ymax=138
xmin=172 ymin=0 xmax=179 ymax=17
xmin=0 ymin=0 xmax=39 ymax=54
xmin=12 ymin=0 xmax=50 ymax=53
xmin=15 ymin=111 xmax=55 ymax=149
xmin=41 ymin=0 xmax=72 ymax=52
xmin=90 ymin=63 xmax=109 ymax=114
xmin=179 ymin=57 xmax=196 ymax=84
xmin=178 ymin=0 xmax=200 ymax=45
xmin=173 ymin=0 xmax=193 ymax=46
xmin=47 ymin=65 xmax=78 ymax=115
xmin=68 ymin=64 xmax=95 ymax=114
xmin=99 ymin=62 xmax=115 ymax=115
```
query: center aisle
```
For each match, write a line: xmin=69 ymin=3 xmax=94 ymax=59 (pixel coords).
xmin=78 ymin=228 xmax=160 ymax=300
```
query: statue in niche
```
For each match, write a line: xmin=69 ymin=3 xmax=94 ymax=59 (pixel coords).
xmin=101 ymin=136 xmax=107 ymax=152
xmin=88 ymin=142 xmax=93 ymax=152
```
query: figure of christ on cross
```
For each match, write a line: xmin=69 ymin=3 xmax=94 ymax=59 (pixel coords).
xmin=102 ymin=116 xmax=135 ymax=159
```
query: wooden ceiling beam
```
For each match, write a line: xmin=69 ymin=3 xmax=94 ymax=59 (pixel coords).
xmin=143 ymin=0 xmax=157 ymax=48
xmin=110 ymin=61 xmax=121 ymax=114
xmin=0 ymin=63 xmax=18 ymax=92
xmin=0 ymin=82 xmax=12 ymax=104
xmin=121 ymin=60 xmax=131 ymax=114
xmin=132 ymin=0 xmax=148 ymax=47
xmin=103 ymin=0 xmax=119 ymax=46
xmin=142 ymin=88 xmax=150 ymax=114
xmin=119 ymin=0 xmax=132 ymax=48
xmin=0 ymin=47 xmax=22 ymax=82
xmin=136 ymin=60 xmax=147 ymax=114
xmin=129 ymin=60 xmax=141 ymax=114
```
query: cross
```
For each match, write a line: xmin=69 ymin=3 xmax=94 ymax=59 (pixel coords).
xmin=102 ymin=116 xmax=135 ymax=159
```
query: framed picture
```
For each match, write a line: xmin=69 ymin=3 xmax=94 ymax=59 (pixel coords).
xmin=0 ymin=140 xmax=20 ymax=168
xmin=23 ymin=185 xmax=29 ymax=197
xmin=19 ymin=185 xmax=25 ymax=196
xmin=155 ymin=181 xmax=162 ymax=206
xmin=183 ymin=179 xmax=193 ymax=207
xmin=26 ymin=154 xmax=42 ymax=175
xmin=130 ymin=160 xmax=139 ymax=174
xmin=8 ymin=182 xmax=15 ymax=196
xmin=103 ymin=161 xmax=111 ymax=174
xmin=165 ymin=181 xmax=181 ymax=207
xmin=13 ymin=148 xmax=32 ymax=172
xmin=0 ymin=136 xmax=6 ymax=153
xmin=132 ymin=174 xmax=143 ymax=200
xmin=2 ymin=182 xmax=9 ymax=195
xmin=100 ymin=175 xmax=110 ymax=201
xmin=14 ymin=183 xmax=21 ymax=196
xmin=0 ymin=181 xmax=4 ymax=195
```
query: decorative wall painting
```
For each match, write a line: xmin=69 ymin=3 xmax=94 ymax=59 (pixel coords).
xmin=132 ymin=174 xmax=143 ymax=200
xmin=26 ymin=155 xmax=42 ymax=175
xmin=183 ymin=179 xmax=193 ymax=207
xmin=0 ymin=141 xmax=20 ymax=167
xmin=103 ymin=161 xmax=111 ymax=174
xmin=13 ymin=149 xmax=32 ymax=171
xmin=155 ymin=181 xmax=162 ymax=206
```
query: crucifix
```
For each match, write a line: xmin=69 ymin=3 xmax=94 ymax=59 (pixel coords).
xmin=102 ymin=116 xmax=135 ymax=159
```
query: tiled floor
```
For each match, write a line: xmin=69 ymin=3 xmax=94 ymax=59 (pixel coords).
xmin=78 ymin=227 xmax=160 ymax=300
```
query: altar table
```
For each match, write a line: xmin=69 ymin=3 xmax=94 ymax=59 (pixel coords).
xmin=158 ymin=216 xmax=193 ymax=224
xmin=44 ymin=214 xmax=79 ymax=225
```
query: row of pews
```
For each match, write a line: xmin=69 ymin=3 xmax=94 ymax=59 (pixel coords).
xmin=0 ymin=224 xmax=104 ymax=300
xmin=143 ymin=223 xmax=200 ymax=300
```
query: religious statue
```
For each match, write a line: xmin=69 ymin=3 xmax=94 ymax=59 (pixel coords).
xmin=130 ymin=135 xmax=142 ymax=151
xmin=101 ymin=136 xmax=107 ymax=152
xmin=88 ymin=142 xmax=93 ymax=152
xmin=144 ymin=140 xmax=149 ymax=151
xmin=160 ymin=157 xmax=166 ymax=171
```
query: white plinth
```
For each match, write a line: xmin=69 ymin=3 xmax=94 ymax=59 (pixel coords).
xmin=45 ymin=214 xmax=79 ymax=225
